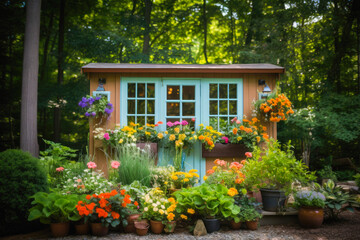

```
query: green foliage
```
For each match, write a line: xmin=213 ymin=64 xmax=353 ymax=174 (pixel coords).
xmin=334 ymin=170 xmax=356 ymax=181
xmin=353 ymin=174 xmax=360 ymax=188
xmin=28 ymin=192 xmax=84 ymax=224
xmin=242 ymin=207 xmax=262 ymax=222
xmin=315 ymin=180 xmax=352 ymax=220
xmin=293 ymin=191 xmax=326 ymax=208
xmin=243 ymin=140 xmax=316 ymax=194
xmin=114 ymin=144 xmax=155 ymax=187
xmin=233 ymin=195 xmax=262 ymax=223
xmin=317 ymin=166 xmax=338 ymax=182
xmin=174 ymin=184 xmax=240 ymax=219
xmin=122 ymin=180 xmax=150 ymax=209
xmin=0 ymin=149 xmax=48 ymax=231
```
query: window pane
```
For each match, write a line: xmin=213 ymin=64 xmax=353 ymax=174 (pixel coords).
xmin=210 ymin=100 xmax=218 ymax=115
xmin=182 ymin=102 xmax=195 ymax=116
xmin=128 ymin=100 xmax=135 ymax=114
xmin=167 ymin=85 xmax=180 ymax=100
xmin=137 ymin=100 xmax=145 ymax=114
xmin=219 ymin=84 xmax=228 ymax=98
xmin=220 ymin=100 xmax=228 ymax=115
xmin=219 ymin=117 xmax=228 ymax=130
xmin=183 ymin=86 xmax=195 ymax=100
xmin=127 ymin=116 xmax=135 ymax=125
xmin=137 ymin=116 xmax=145 ymax=125
xmin=209 ymin=117 xmax=218 ymax=129
xmin=229 ymin=84 xmax=237 ymax=98
xmin=128 ymin=83 xmax=136 ymax=97
xmin=167 ymin=102 xmax=180 ymax=116
xmin=147 ymin=116 xmax=155 ymax=124
xmin=147 ymin=100 xmax=155 ymax=114
xmin=147 ymin=83 xmax=155 ymax=98
xmin=137 ymin=83 xmax=145 ymax=98
xmin=210 ymin=84 xmax=218 ymax=98
xmin=229 ymin=101 xmax=237 ymax=115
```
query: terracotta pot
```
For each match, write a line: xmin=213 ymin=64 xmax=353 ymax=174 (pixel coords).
xmin=150 ymin=220 xmax=165 ymax=234
xmin=124 ymin=214 xmax=142 ymax=233
xmin=230 ymin=220 xmax=242 ymax=230
xmin=298 ymin=206 xmax=324 ymax=228
xmin=74 ymin=222 xmax=89 ymax=235
xmin=246 ymin=220 xmax=259 ymax=230
xmin=164 ymin=221 xmax=176 ymax=233
xmin=134 ymin=221 xmax=150 ymax=236
xmin=91 ymin=222 xmax=109 ymax=236
xmin=50 ymin=222 xmax=70 ymax=237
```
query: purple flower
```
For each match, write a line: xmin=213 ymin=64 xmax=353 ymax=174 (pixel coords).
xmin=167 ymin=121 xmax=174 ymax=127
xmin=91 ymin=112 xmax=96 ymax=117
xmin=85 ymin=112 xmax=90 ymax=117
xmin=95 ymin=96 xmax=101 ymax=101
xmin=88 ymin=97 xmax=95 ymax=105
xmin=181 ymin=120 xmax=188 ymax=126
xmin=105 ymin=108 xmax=113 ymax=115
xmin=107 ymin=103 xmax=113 ymax=108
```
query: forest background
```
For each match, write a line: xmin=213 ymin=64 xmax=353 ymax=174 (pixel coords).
xmin=1 ymin=0 xmax=360 ymax=170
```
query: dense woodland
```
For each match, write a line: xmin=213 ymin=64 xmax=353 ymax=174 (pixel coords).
xmin=0 ymin=0 xmax=360 ymax=169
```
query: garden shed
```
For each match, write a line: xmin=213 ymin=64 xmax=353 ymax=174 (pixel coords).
xmin=81 ymin=63 xmax=284 ymax=179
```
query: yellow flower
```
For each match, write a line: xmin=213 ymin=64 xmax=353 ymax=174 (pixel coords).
xmin=199 ymin=124 xmax=204 ymax=127
xmin=179 ymin=134 xmax=186 ymax=140
xmin=194 ymin=135 xmax=198 ymax=140
xmin=164 ymin=181 xmax=168 ymax=185
xmin=227 ymin=188 xmax=239 ymax=197
xmin=183 ymin=178 xmax=189 ymax=182
xmin=192 ymin=173 xmax=199 ymax=178
xmin=138 ymin=127 xmax=144 ymax=130
xmin=169 ymin=134 xmax=176 ymax=141
xmin=145 ymin=131 xmax=151 ymax=136
xmin=157 ymin=133 xmax=164 ymax=139
xmin=256 ymin=136 xmax=261 ymax=142
xmin=165 ymin=131 xmax=168 ymax=134
xmin=237 ymin=136 xmax=242 ymax=141
xmin=159 ymin=209 xmax=164 ymax=215
xmin=189 ymin=169 xmax=198 ymax=173
xmin=168 ymin=197 xmax=175 ymax=203
xmin=118 ymin=139 xmax=124 ymax=144
xmin=167 ymin=213 xmax=175 ymax=221
xmin=171 ymin=175 xmax=178 ymax=181
xmin=203 ymin=176 xmax=208 ymax=181
xmin=130 ymin=122 xmax=136 ymax=127
xmin=175 ymin=140 xmax=183 ymax=147
xmin=174 ymin=127 xmax=180 ymax=133
xmin=180 ymin=214 xmax=188 ymax=220
xmin=187 ymin=208 xmax=195 ymax=214
xmin=212 ymin=166 xmax=217 ymax=170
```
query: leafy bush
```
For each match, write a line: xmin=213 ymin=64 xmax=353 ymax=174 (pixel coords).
xmin=354 ymin=173 xmax=360 ymax=188
xmin=114 ymin=143 xmax=155 ymax=187
xmin=317 ymin=165 xmax=337 ymax=182
xmin=0 ymin=149 xmax=48 ymax=235
xmin=334 ymin=170 xmax=356 ymax=181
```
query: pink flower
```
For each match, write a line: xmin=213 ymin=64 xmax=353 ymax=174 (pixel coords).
xmin=111 ymin=161 xmax=120 ymax=169
xmin=236 ymin=120 xmax=241 ymax=124
xmin=221 ymin=136 xmax=229 ymax=144
xmin=87 ymin=161 xmax=97 ymax=169
xmin=231 ymin=117 xmax=237 ymax=123
xmin=167 ymin=121 xmax=174 ymax=127
xmin=56 ymin=167 xmax=64 ymax=172
xmin=181 ymin=120 xmax=188 ymax=126
xmin=245 ymin=152 xmax=252 ymax=158
xmin=104 ymin=133 xmax=110 ymax=140
xmin=174 ymin=121 xmax=181 ymax=126
xmin=229 ymin=162 xmax=243 ymax=170
xmin=76 ymin=179 xmax=82 ymax=183
xmin=191 ymin=118 xmax=196 ymax=122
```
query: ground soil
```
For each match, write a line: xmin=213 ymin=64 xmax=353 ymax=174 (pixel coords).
xmin=2 ymin=211 xmax=359 ymax=240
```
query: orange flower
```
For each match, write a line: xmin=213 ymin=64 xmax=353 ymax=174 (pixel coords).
xmin=111 ymin=211 xmax=120 ymax=219
xmin=207 ymin=140 xmax=213 ymax=146
xmin=134 ymin=201 xmax=139 ymax=206
xmin=235 ymin=178 xmax=244 ymax=184
xmin=198 ymin=135 xmax=205 ymax=141
xmin=99 ymin=198 xmax=109 ymax=208
xmin=122 ymin=202 xmax=127 ymax=207
xmin=207 ymin=169 xmax=215 ymax=175
xmin=92 ymin=194 xmax=98 ymax=198
xmin=86 ymin=195 xmax=91 ymax=200
xmin=252 ymin=117 xmax=258 ymax=123
xmin=232 ymin=128 xmax=238 ymax=135
xmin=110 ymin=189 xmax=118 ymax=196
xmin=120 ymin=189 xmax=126 ymax=195
xmin=239 ymin=125 xmax=245 ymax=131
xmin=124 ymin=195 xmax=131 ymax=204
xmin=96 ymin=208 xmax=108 ymax=218
xmin=86 ymin=202 xmax=96 ymax=211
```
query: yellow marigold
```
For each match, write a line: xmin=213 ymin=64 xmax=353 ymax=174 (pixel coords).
xmin=180 ymin=214 xmax=188 ymax=220
xmin=145 ymin=131 xmax=151 ymax=135
xmin=171 ymin=175 xmax=178 ymax=181
xmin=212 ymin=166 xmax=217 ymax=170
xmin=157 ymin=133 xmax=164 ymax=139
xmin=179 ymin=134 xmax=186 ymax=140
xmin=183 ymin=178 xmax=189 ymax=182
xmin=167 ymin=213 xmax=175 ymax=221
xmin=174 ymin=127 xmax=180 ymax=133
xmin=256 ymin=136 xmax=261 ymax=142
xmin=118 ymin=139 xmax=124 ymax=144
xmin=227 ymin=188 xmax=239 ymax=197
xmin=165 ymin=131 xmax=168 ymax=134
xmin=203 ymin=176 xmax=208 ymax=181
xmin=138 ymin=127 xmax=144 ymax=130
xmin=189 ymin=169 xmax=198 ymax=173
xmin=199 ymin=124 xmax=204 ymax=127
xmin=192 ymin=173 xmax=199 ymax=178
xmin=130 ymin=122 xmax=136 ymax=127
xmin=237 ymin=136 xmax=242 ymax=141
xmin=187 ymin=208 xmax=195 ymax=214
xmin=193 ymin=135 xmax=198 ymax=140
xmin=159 ymin=209 xmax=164 ymax=215
xmin=168 ymin=197 xmax=175 ymax=203
xmin=169 ymin=134 xmax=176 ymax=141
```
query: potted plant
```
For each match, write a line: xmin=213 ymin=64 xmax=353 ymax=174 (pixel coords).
xmin=294 ymin=190 xmax=325 ymax=228
xmin=174 ymin=184 xmax=240 ymax=233
xmin=170 ymin=169 xmax=199 ymax=192
xmin=28 ymin=192 xmax=83 ymax=237
xmin=243 ymin=206 xmax=262 ymax=230
xmin=242 ymin=139 xmax=316 ymax=211
xmin=230 ymin=194 xmax=262 ymax=230
xmin=142 ymin=188 xmax=178 ymax=234
xmin=76 ymin=189 xmax=133 ymax=236
xmin=134 ymin=219 xmax=150 ymax=236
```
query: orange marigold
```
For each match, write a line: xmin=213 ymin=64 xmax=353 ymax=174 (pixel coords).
xmin=111 ymin=211 xmax=120 ymax=219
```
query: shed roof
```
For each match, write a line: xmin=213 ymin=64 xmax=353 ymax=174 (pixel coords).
xmin=81 ymin=63 xmax=284 ymax=74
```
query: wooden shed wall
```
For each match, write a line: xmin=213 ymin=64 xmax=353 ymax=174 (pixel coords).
xmin=88 ymin=72 xmax=278 ymax=175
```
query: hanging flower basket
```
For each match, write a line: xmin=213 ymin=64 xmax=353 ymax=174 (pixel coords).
xmin=202 ymin=143 xmax=249 ymax=158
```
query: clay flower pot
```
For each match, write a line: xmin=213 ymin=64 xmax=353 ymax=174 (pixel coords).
xmin=50 ymin=222 xmax=70 ymax=237
xmin=298 ymin=206 xmax=324 ymax=228
xmin=91 ymin=222 xmax=109 ymax=236
xmin=150 ymin=220 xmax=165 ymax=234
xmin=134 ymin=221 xmax=150 ymax=236
xmin=124 ymin=213 xmax=142 ymax=233
xmin=246 ymin=220 xmax=259 ymax=230
xmin=74 ymin=221 xmax=89 ymax=235
xmin=230 ymin=220 xmax=242 ymax=230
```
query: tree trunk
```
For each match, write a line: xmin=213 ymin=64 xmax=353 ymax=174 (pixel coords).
xmin=54 ymin=0 xmax=65 ymax=142
xmin=203 ymin=0 xmax=208 ymax=63
xmin=20 ymin=0 xmax=42 ymax=157
xmin=142 ymin=0 xmax=152 ymax=61
xmin=245 ymin=0 xmax=262 ymax=47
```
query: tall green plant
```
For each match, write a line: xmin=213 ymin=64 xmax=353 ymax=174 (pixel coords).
xmin=114 ymin=143 xmax=155 ymax=187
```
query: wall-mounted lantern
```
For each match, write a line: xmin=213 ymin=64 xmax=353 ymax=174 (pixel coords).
xmin=258 ymin=79 xmax=272 ymax=99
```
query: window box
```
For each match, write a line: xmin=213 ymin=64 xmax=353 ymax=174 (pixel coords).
xmin=202 ymin=143 xmax=249 ymax=158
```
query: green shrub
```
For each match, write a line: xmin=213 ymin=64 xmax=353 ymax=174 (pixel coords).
xmin=0 ymin=149 xmax=48 ymax=235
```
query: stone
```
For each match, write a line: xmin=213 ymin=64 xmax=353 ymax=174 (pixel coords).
xmin=193 ymin=219 xmax=207 ymax=236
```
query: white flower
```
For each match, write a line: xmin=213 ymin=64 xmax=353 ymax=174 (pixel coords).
xmin=152 ymin=203 xmax=157 ymax=207
xmin=153 ymin=207 xmax=158 ymax=212
xmin=144 ymin=207 xmax=148 ymax=212
xmin=156 ymin=201 xmax=160 ymax=205
xmin=149 ymin=199 xmax=153 ymax=203
xmin=161 ymin=205 xmax=165 ymax=209
xmin=73 ymin=184 xmax=77 ymax=187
